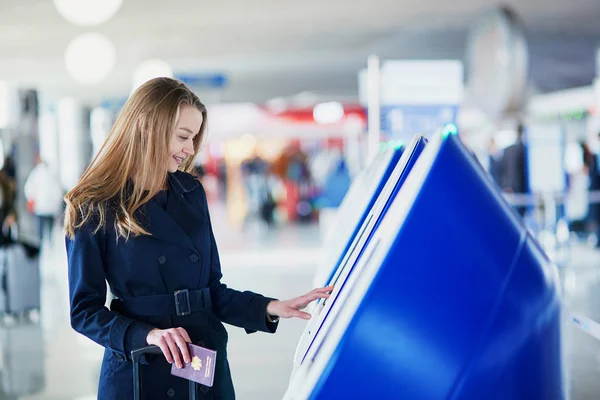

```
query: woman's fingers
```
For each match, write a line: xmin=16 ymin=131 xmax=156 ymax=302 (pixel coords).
xmin=292 ymin=310 xmax=312 ymax=320
xmin=313 ymin=286 xmax=334 ymax=294
xmin=147 ymin=327 xmax=195 ymax=368
xmin=172 ymin=331 xmax=191 ymax=364
xmin=156 ymin=339 xmax=173 ymax=365
xmin=312 ymin=291 xmax=331 ymax=300
xmin=295 ymin=292 xmax=330 ymax=308
xmin=278 ymin=303 xmax=313 ymax=320
xmin=165 ymin=334 xmax=183 ymax=368
xmin=177 ymin=327 xmax=192 ymax=344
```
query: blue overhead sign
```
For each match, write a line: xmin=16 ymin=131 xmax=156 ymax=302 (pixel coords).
xmin=99 ymin=73 xmax=229 ymax=111
xmin=176 ymin=73 xmax=228 ymax=89
xmin=100 ymin=97 xmax=127 ymax=111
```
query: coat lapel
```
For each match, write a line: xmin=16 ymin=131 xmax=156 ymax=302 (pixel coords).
xmin=143 ymin=172 xmax=206 ymax=249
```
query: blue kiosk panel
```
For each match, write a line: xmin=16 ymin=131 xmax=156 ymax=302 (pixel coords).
xmin=324 ymin=136 xmax=426 ymax=292
xmin=284 ymin=130 xmax=563 ymax=400
xmin=313 ymin=147 xmax=403 ymax=288
xmin=291 ymin=136 xmax=427 ymax=375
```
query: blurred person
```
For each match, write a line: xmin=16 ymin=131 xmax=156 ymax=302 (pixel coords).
xmin=0 ymin=169 xmax=17 ymax=246
xmin=24 ymin=157 xmax=64 ymax=244
xmin=469 ymin=136 xmax=503 ymax=185
xmin=217 ymin=158 xmax=227 ymax=201
xmin=581 ymin=141 xmax=594 ymax=173
xmin=588 ymin=134 xmax=600 ymax=247
xmin=272 ymin=144 xmax=314 ymax=222
xmin=193 ymin=163 xmax=205 ymax=180
xmin=501 ymin=123 xmax=528 ymax=217
xmin=241 ymin=151 xmax=273 ymax=226
xmin=565 ymin=142 xmax=592 ymax=237
xmin=64 ymin=77 xmax=332 ymax=399
xmin=487 ymin=137 xmax=503 ymax=185
xmin=2 ymin=155 xmax=16 ymax=181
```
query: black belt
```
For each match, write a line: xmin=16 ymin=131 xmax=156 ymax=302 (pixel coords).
xmin=115 ymin=288 xmax=212 ymax=317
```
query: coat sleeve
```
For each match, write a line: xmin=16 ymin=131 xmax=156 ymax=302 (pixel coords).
xmin=66 ymin=220 xmax=156 ymax=361
xmin=198 ymin=188 xmax=279 ymax=334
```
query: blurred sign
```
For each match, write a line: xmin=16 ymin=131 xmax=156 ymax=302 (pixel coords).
xmin=526 ymin=123 xmax=566 ymax=193
xmin=176 ymin=73 xmax=228 ymax=89
xmin=381 ymin=61 xmax=463 ymax=105
xmin=380 ymin=104 xmax=458 ymax=140
xmin=359 ymin=60 xmax=463 ymax=139
xmin=359 ymin=60 xmax=463 ymax=106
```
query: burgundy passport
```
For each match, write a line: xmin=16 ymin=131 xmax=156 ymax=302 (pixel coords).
xmin=170 ymin=343 xmax=217 ymax=387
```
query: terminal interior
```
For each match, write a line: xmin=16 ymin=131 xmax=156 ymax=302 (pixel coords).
xmin=0 ymin=0 xmax=600 ymax=399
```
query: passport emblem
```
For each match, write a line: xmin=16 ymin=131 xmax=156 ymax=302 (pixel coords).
xmin=191 ymin=356 xmax=202 ymax=371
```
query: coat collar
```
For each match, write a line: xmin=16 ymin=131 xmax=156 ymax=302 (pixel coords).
xmin=137 ymin=171 xmax=206 ymax=249
xmin=169 ymin=171 xmax=200 ymax=194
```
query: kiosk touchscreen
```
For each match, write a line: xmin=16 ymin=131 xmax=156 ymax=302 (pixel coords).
xmin=284 ymin=128 xmax=563 ymax=400
xmin=291 ymin=136 xmax=427 ymax=375
xmin=313 ymin=146 xmax=403 ymax=289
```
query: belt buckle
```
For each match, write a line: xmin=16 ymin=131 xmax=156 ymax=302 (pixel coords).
xmin=174 ymin=289 xmax=191 ymax=316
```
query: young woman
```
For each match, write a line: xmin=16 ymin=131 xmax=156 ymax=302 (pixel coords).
xmin=65 ymin=77 xmax=332 ymax=399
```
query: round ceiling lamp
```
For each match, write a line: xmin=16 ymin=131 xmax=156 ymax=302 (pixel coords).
xmin=53 ymin=0 xmax=123 ymax=26
xmin=313 ymin=102 xmax=345 ymax=124
xmin=132 ymin=59 xmax=173 ymax=92
xmin=65 ymin=33 xmax=116 ymax=85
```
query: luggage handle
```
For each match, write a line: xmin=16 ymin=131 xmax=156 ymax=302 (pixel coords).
xmin=131 ymin=345 xmax=198 ymax=400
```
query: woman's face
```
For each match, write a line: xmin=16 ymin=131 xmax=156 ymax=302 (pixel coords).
xmin=168 ymin=105 xmax=203 ymax=173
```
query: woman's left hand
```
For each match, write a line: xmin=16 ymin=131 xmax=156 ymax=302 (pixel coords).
xmin=267 ymin=286 xmax=334 ymax=320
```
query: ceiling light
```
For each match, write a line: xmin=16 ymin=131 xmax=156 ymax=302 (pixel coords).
xmin=132 ymin=59 xmax=173 ymax=92
xmin=53 ymin=0 xmax=123 ymax=26
xmin=65 ymin=33 xmax=116 ymax=85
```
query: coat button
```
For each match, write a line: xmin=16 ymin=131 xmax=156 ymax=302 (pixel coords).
xmin=114 ymin=353 xmax=125 ymax=362
xmin=158 ymin=255 xmax=167 ymax=264
xmin=200 ymin=385 xmax=209 ymax=393
xmin=166 ymin=388 xmax=175 ymax=397
xmin=189 ymin=254 xmax=199 ymax=263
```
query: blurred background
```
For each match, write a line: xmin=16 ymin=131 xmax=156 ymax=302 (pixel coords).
xmin=0 ymin=0 xmax=599 ymax=399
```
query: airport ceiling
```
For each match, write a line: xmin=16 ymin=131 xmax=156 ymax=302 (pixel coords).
xmin=0 ymin=0 xmax=599 ymax=106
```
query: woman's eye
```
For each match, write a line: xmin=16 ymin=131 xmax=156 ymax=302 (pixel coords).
xmin=179 ymin=136 xmax=188 ymax=141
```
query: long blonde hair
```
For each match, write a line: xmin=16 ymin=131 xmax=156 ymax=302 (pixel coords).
xmin=64 ymin=77 xmax=207 ymax=240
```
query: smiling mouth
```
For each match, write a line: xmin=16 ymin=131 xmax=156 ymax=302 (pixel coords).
xmin=173 ymin=155 xmax=184 ymax=165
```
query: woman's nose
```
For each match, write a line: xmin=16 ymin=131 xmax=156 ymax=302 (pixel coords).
xmin=182 ymin=141 xmax=194 ymax=155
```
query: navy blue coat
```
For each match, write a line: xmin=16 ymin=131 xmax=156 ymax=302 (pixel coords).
xmin=67 ymin=171 xmax=278 ymax=399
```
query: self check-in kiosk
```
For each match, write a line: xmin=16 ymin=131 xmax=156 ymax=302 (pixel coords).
xmin=313 ymin=146 xmax=404 ymax=289
xmin=292 ymin=136 xmax=428 ymax=377
xmin=285 ymin=127 xmax=564 ymax=400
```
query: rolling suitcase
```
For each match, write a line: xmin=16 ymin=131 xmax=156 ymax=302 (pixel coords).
xmin=131 ymin=345 xmax=199 ymax=400
xmin=0 ymin=241 xmax=40 ymax=316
